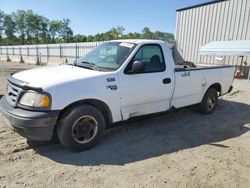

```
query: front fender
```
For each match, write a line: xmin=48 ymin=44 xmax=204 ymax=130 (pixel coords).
xmin=45 ymin=76 xmax=122 ymax=122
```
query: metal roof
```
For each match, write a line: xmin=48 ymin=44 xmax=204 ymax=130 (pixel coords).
xmin=199 ymin=40 xmax=250 ymax=56
xmin=176 ymin=0 xmax=229 ymax=12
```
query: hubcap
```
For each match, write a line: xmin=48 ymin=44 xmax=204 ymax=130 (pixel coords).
xmin=207 ymin=94 xmax=216 ymax=111
xmin=72 ymin=115 xmax=98 ymax=144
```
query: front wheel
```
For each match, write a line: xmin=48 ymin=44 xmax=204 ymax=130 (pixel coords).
xmin=57 ymin=105 xmax=105 ymax=152
xmin=198 ymin=88 xmax=218 ymax=114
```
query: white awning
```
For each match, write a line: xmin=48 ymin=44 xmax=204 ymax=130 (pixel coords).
xmin=199 ymin=40 xmax=250 ymax=56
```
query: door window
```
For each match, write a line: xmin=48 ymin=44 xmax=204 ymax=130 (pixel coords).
xmin=125 ymin=44 xmax=165 ymax=73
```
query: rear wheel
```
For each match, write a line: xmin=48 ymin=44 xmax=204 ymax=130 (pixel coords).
xmin=198 ymin=88 xmax=218 ymax=114
xmin=57 ymin=105 xmax=105 ymax=152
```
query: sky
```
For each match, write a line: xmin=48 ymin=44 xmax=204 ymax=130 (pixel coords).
xmin=0 ymin=0 xmax=210 ymax=35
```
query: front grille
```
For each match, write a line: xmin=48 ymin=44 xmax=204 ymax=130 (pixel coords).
xmin=6 ymin=82 xmax=23 ymax=107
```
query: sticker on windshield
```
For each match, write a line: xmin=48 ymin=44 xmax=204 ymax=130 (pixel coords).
xmin=119 ymin=43 xmax=135 ymax=48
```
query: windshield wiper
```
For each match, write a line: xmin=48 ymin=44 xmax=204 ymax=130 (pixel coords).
xmin=75 ymin=61 xmax=100 ymax=71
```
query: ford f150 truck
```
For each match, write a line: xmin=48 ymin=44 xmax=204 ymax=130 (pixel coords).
xmin=0 ymin=40 xmax=235 ymax=151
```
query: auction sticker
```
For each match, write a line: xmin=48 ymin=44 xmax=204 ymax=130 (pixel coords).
xmin=119 ymin=43 xmax=135 ymax=48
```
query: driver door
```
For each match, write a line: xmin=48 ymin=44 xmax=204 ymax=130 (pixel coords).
xmin=118 ymin=44 xmax=174 ymax=120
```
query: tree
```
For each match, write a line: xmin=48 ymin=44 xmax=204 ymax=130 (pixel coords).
xmin=49 ymin=20 xmax=63 ymax=43
xmin=3 ymin=14 xmax=16 ymax=45
xmin=73 ymin=34 xmax=87 ymax=42
xmin=152 ymin=31 xmax=174 ymax=42
xmin=110 ymin=26 xmax=125 ymax=39
xmin=13 ymin=10 xmax=26 ymax=44
xmin=13 ymin=10 xmax=50 ymax=44
xmin=25 ymin=10 xmax=42 ymax=44
xmin=0 ymin=10 xmax=5 ymax=44
xmin=24 ymin=10 xmax=33 ymax=43
xmin=142 ymin=27 xmax=153 ymax=39
xmin=39 ymin=16 xmax=49 ymax=43
xmin=165 ymin=33 xmax=174 ymax=43
xmin=60 ymin=18 xmax=73 ymax=42
xmin=86 ymin=35 xmax=94 ymax=42
xmin=31 ymin=13 xmax=42 ymax=43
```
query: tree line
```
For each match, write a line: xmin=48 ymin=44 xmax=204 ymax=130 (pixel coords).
xmin=0 ymin=9 xmax=174 ymax=46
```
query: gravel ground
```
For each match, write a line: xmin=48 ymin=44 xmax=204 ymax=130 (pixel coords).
xmin=0 ymin=61 xmax=250 ymax=188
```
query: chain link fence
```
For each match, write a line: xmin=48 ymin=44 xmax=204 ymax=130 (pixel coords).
xmin=0 ymin=41 xmax=104 ymax=64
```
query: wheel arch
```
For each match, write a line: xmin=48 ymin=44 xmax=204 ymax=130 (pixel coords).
xmin=207 ymin=82 xmax=222 ymax=95
xmin=57 ymin=99 xmax=113 ymax=125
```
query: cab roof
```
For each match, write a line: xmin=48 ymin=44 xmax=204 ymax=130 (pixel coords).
xmin=110 ymin=39 xmax=167 ymax=45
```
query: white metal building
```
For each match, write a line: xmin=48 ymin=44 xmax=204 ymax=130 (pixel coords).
xmin=174 ymin=0 xmax=250 ymax=68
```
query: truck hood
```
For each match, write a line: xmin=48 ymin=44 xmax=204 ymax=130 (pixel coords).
xmin=12 ymin=65 xmax=106 ymax=88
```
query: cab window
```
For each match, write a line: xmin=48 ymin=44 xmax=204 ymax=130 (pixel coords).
xmin=126 ymin=44 xmax=165 ymax=73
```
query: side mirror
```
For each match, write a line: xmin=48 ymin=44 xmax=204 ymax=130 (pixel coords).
xmin=131 ymin=61 xmax=145 ymax=73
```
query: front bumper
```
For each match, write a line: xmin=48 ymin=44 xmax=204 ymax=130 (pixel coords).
xmin=0 ymin=96 xmax=60 ymax=141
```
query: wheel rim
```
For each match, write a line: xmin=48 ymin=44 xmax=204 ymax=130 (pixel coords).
xmin=207 ymin=93 xmax=216 ymax=111
xmin=72 ymin=115 xmax=98 ymax=144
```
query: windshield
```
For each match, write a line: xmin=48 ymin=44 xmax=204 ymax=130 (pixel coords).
xmin=76 ymin=42 xmax=137 ymax=71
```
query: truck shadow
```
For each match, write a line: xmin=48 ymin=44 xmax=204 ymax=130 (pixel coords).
xmin=34 ymin=99 xmax=250 ymax=166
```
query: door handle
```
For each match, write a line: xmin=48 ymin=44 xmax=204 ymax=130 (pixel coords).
xmin=163 ymin=78 xmax=171 ymax=84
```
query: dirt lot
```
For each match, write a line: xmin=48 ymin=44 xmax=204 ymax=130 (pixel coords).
xmin=0 ymin=61 xmax=250 ymax=188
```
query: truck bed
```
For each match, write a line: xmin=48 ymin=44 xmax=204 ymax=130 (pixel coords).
xmin=172 ymin=63 xmax=235 ymax=109
xmin=175 ymin=61 xmax=234 ymax=71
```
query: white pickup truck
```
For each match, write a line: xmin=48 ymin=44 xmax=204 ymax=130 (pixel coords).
xmin=0 ymin=40 xmax=235 ymax=151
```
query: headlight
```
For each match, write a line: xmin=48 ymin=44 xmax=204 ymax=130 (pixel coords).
xmin=19 ymin=91 xmax=50 ymax=108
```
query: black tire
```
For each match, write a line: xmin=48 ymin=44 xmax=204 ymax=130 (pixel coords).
xmin=198 ymin=88 xmax=218 ymax=114
xmin=57 ymin=104 xmax=105 ymax=152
